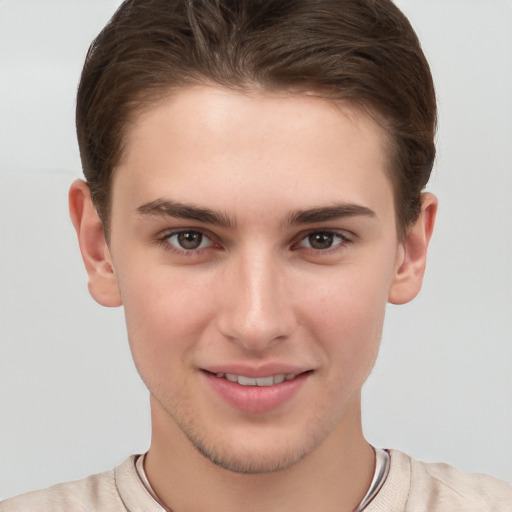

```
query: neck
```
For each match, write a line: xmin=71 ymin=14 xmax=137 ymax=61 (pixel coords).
xmin=144 ymin=395 xmax=375 ymax=512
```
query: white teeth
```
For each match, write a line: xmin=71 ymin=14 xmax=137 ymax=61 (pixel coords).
xmin=238 ymin=375 xmax=258 ymax=386
xmin=219 ymin=373 xmax=297 ymax=386
xmin=256 ymin=376 xmax=274 ymax=386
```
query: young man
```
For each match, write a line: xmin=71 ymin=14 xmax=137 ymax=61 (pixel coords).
xmin=2 ymin=0 xmax=511 ymax=510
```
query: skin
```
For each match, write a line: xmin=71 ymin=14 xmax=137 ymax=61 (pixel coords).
xmin=70 ymin=86 xmax=436 ymax=512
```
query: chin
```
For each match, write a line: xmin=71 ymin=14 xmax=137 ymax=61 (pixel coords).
xmin=192 ymin=436 xmax=311 ymax=474
xmin=179 ymin=416 xmax=329 ymax=475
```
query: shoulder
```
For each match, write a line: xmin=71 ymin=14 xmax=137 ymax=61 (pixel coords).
xmin=386 ymin=449 xmax=512 ymax=511
xmin=0 ymin=457 xmax=135 ymax=512
xmin=408 ymin=451 xmax=512 ymax=510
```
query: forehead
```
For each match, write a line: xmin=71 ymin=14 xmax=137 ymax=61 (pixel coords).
xmin=114 ymin=86 xmax=395 ymax=226
xmin=124 ymin=86 xmax=389 ymax=159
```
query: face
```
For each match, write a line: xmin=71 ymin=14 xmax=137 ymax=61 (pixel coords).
xmin=106 ymin=87 xmax=405 ymax=473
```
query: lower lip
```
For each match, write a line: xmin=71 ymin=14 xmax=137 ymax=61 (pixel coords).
xmin=202 ymin=371 xmax=311 ymax=414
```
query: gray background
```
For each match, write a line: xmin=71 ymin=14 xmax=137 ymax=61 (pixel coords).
xmin=1 ymin=0 xmax=511 ymax=499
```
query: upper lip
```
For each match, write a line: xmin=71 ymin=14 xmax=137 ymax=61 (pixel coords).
xmin=201 ymin=363 xmax=312 ymax=378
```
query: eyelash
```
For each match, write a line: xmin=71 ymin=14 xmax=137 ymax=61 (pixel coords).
xmin=292 ymin=230 xmax=352 ymax=255
xmin=157 ymin=229 xmax=217 ymax=257
xmin=156 ymin=228 xmax=353 ymax=257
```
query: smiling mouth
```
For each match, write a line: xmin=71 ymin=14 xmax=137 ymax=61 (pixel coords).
xmin=205 ymin=371 xmax=311 ymax=387
xmin=202 ymin=369 xmax=312 ymax=413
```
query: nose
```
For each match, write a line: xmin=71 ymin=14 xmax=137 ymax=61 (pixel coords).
xmin=217 ymin=249 xmax=296 ymax=352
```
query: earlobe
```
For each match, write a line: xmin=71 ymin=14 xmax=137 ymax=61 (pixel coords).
xmin=69 ymin=179 xmax=122 ymax=307
xmin=388 ymin=193 xmax=437 ymax=305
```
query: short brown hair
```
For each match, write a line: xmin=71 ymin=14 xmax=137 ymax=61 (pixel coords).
xmin=76 ymin=0 xmax=436 ymax=238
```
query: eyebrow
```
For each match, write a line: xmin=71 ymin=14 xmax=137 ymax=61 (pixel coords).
xmin=137 ymin=199 xmax=235 ymax=228
xmin=136 ymin=199 xmax=375 ymax=228
xmin=286 ymin=203 xmax=376 ymax=225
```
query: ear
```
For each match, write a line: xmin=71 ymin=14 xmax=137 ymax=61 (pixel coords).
xmin=69 ymin=179 xmax=122 ymax=307
xmin=388 ymin=193 xmax=437 ymax=305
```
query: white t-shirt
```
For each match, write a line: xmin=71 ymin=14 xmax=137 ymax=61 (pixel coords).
xmin=2 ymin=450 xmax=511 ymax=511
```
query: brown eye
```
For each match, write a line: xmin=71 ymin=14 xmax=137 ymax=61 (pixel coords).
xmin=177 ymin=231 xmax=203 ymax=249
xmin=308 ymin=232 xmax=334 ymax=249
xmin=165 ymin=230 xmax=212 ymax=251
xmin=298 ymin=231 xmax=347 ymax=251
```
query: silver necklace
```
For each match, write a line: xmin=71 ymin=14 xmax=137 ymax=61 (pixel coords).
xmin=355 ymin=447 xmax=390 ymax=511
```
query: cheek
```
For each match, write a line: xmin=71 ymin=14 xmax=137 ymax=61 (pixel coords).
xmin=117 ymin=265 xmax=217 ymax=368
xmin=311 ymin=285 xmax=385 ymax=352
xmin=300 ymin=262 xmax=393 ymax=380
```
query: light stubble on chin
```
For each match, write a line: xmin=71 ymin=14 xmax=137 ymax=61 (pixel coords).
xmin=186 ymin=426 xmax=312 ymax=475
xmin=153 ymin=391 xmax=327 ymax=475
